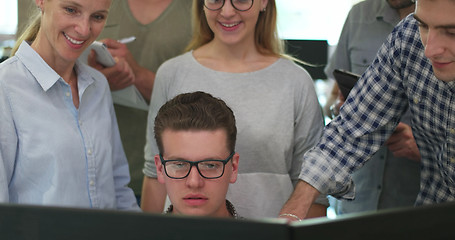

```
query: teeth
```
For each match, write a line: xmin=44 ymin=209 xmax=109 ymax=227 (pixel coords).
xmin=64 ymin=33 xmax=84 ymax=45
xmin=221 ymin=22 xmax=239 ymax=28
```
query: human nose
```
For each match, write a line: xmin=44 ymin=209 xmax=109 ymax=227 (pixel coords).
xmin=74 ymin=16 xmax=91 ymax=37
xmin=185 ymin=166 xmax=204 ymax=188
xmin=220 ymin=0 xmax=236 ymax=17
xmin=423 ymin=29 xmax=445 ymax=59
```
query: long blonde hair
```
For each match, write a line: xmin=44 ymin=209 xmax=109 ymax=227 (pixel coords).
xmin=11 ymin=11 xmax=41 ymax=56
xmin=185 ymin=0 xmax=285 ymax=58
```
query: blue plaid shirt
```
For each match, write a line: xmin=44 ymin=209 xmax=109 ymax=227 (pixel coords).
xmin=300 ymin=14 xmax=455 ymax=206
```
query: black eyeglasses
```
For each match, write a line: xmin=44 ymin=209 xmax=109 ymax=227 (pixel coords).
xmin=160 ymin=152 xmax=235 ymax=179
xmin=204 ymin=0 xmax=254 ymax=12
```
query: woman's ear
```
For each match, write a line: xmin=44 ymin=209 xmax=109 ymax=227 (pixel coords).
xmin=260 ymin=0 xmax=269 ymax=11
xmin=36 ymin=0 xmax=44 ymax=11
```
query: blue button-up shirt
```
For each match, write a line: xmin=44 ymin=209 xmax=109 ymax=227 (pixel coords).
xmin=300 ymin=15 xmax=455 ymax=205
xmin=0 ymin=41 xmax=139 ymax=210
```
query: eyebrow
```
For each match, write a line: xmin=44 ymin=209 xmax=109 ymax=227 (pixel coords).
xmin=413 ymin=14 xmax=455 ymax=29
xmin=62 ymin=0 xmax=109 ymax=14
xmin=62 ymin=0 xmax=82 ymax=8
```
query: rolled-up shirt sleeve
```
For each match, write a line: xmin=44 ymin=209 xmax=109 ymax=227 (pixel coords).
xmin=299 ymin=20 xmax=410 ymax=199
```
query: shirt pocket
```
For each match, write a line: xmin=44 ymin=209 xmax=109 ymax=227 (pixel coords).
xmin=350 ymin=49 xmax=378 ymax=75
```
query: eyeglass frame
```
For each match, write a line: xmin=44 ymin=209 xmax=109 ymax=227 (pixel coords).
xmin=203 ymin=0 xmax=255 ymax=12
xmin=159 ymin=151 xmax=235 ymax=179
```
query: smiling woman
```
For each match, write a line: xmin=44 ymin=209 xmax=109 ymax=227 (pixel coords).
xmin=0 ymin=0 xmax=139 ymax=211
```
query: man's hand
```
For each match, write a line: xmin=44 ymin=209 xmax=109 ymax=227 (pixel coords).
xmin=385 ymin=122 xmax=421 ymax=162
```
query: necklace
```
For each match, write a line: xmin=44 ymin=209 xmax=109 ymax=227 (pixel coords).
xmin=165 ymin=200 xmax=239 ymax=218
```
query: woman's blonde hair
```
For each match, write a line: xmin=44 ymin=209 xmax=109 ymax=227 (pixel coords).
xmin=185 ymin=0 xmax=285 ymax=58
xmin=11 ymin=10 xmax=41 ymax=56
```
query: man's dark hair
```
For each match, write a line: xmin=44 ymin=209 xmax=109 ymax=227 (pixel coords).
xmin=154 ymin=91 xmax=237 ymax=154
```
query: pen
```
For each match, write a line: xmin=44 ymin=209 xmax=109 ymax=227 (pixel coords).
xmin=118 ymin=36 xmax=136 ymax=44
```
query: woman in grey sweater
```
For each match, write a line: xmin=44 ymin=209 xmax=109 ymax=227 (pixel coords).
xmin=142 ymin=0 xmax=327 ymax=219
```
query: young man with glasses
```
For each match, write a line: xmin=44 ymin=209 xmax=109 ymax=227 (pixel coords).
xmin=153 ymin=91 xmax=240 ymax=218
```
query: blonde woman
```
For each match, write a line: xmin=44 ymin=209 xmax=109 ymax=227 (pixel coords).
xmin=142 ymin=0 xmax=327 ymax=218
xmin=0 ymin=0 xmax=138 ymax=210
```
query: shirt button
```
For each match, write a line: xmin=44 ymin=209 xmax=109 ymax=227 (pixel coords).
xmin=66 ymin=92 xmax=71 ymax=97
xmin=89 ymin=180 xmax=95 ymax=186
xmin=87 ymin=149 xmax=92 ymax=155
xmin=79 ymin=120 xmax=83 ymax=126
xmin=450 ymin=128 xmax=455 ymax=135
xmin=413 ymin=97 xmax=419 ymax=104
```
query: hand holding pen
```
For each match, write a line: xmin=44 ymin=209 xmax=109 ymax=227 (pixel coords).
xmin=100 ymin=36 xmax=136 ymax=61
xmin=118 ymin=36 xmax=136 ymax=44
xmin=101 ymin=36 xmax=136 ymax=58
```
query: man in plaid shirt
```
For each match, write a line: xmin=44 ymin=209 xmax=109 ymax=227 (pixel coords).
xmin=280 ymin=0 xmax=455 ymax=221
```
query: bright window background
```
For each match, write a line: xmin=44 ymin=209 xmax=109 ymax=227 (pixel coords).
xmin=277 ymin=0 xmax=363 ymax=45
xmin=0 ymin=0 xmax=17 ymax=43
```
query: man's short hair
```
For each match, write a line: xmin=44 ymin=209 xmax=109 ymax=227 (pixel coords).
xmin=154 ymin=91 xmax=237 ymax=154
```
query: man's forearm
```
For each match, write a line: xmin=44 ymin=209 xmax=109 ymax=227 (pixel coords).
xmin=279 ymin=180 xmax=321 ymax=221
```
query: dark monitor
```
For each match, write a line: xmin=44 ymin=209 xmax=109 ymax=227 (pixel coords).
xmin=291 ymin=201 xmax=455 ymax=239
xmin=2 ymin=201 xmax=455 ymax=239
xmin=0 ymin=204 xmax=288 ymax=240
xmin=284 ymin=39 xmax=328 ymax=80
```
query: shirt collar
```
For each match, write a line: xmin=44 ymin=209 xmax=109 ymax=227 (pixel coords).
xmin=15 ymin=41 xmax=95 ymax=92
xmin=376 ymin=2 xmax=401 ymax=26
xmin=15 ymin=41 xmax=61 ymax=91
xmin=74 ymin=59 xmax=96 ymax=93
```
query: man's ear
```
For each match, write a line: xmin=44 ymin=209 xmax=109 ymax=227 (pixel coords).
xmin=155 ymin=155 xmax=166 ymax=184
xmin=229 ymin=153 xmax=239 ymax=183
